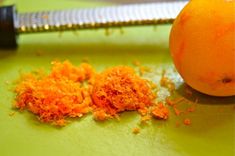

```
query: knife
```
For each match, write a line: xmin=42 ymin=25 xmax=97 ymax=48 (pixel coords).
xmin=0 ymin=1 xmax=188 ymax=48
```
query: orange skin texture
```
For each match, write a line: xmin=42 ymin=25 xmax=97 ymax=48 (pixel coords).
xmin=170 ymin=0 xmax=235 ymax=96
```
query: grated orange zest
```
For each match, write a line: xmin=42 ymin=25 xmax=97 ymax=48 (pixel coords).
xmin=92 ymin=66 xmax=155 ymax=120
xmin=14 ymin=61 xmax=95 ymax=126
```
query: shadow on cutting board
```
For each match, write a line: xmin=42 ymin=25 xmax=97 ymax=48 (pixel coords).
xmin=176 ymin=83 xmax=235 ymax=105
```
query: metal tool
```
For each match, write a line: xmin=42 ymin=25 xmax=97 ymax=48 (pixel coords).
xmin=0 ymin=1 xmax=188 ymax=48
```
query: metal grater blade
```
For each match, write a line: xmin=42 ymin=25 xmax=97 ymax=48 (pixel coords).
xmin=15 ymin=1 xmax=188 ymax=34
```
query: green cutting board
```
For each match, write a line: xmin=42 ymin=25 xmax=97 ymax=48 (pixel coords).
xmin=0 ymin=0 xmax=234 ymax=156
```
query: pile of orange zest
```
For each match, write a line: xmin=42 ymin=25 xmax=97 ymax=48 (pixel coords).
xmin=14 ymin=61 xmax=95 ymax=126
xmin=91 ymin=66 xmax=155 ymax=120
xmin=183 ymin=118 xmax=191 ymax=125
xmin=14 ymin=61 xmax=197 ymax=129
xmin=151 ymin=102 xmax=169 ymax=120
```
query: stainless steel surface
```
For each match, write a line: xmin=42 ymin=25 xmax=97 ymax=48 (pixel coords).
xmin=15 ymin=1 xmax=187 ymax=33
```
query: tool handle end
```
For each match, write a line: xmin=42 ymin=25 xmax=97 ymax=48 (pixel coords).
xmin=0 ymin=5 xmax=17 ymax=49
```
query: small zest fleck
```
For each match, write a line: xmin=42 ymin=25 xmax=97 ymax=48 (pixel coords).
xmin=173 ymin=106 xmax=182 ymax=116
xmin=186 ymin=106 xmax=196 ymax=113
xmin=175 ymin=121 xmax=181 ymax=127
xmin=152 ymin=103 xmax=169 ymax=120
xmin=41 ymin=14 xmax=49 ymax=19
xmin=132 ymin=127 xmax=140 ymax=134
xmin=166 ymin=98 xmax=175 ymax=106
xmin=93 ymin=109 xmax=109 ymax=121
xmin=160 ymin=70 xmax=175 ymax=92
xmin=184 ymin=118 xmax=191 ymax=126
xmin=9 ymin=112 xmax=16 ymax=117
xmin=186 ymin=98 xmax=197 ymax=113
xmin=141 ymin=115 xmax=151 ymax=123
xmin=139 ymin=66 xmax=152 ymax=76
xmin=132 ymin=60 xmax=141 ymax=66
xmin=166 ymin=97 xmax=184 ymax=116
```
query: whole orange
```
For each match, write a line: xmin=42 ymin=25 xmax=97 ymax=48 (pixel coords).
xmin=170 ymin=0 xmax=235 ymax=96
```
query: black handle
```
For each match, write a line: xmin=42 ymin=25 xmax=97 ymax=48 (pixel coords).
xmin=0 ymin=5 xmax=18 ymax=49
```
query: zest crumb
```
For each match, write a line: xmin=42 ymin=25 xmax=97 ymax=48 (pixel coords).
xmin=139 ymin=66 xmax=151 ymax=76
xmin=160 ymin=70 xmax=175 ymax=92
xmin=166 ymin=97 xmax=184 ymax=116
xmin=166 ymin=98 xmax=174 ymax=106
xmin=186 ymin=104 xmax=196 ymax=113
xmin=82 ymin=57 xmax=89 ymax=63
xmin=152 ymin=103 xmax=169 ymax=120
xmin=41 ymin=14 xmax=49 ymax=19
xmin=93 ymin=109 xmax=109 ymax=121
xmin=132 ymin=127 xmax=140 ymax=134
xmin=9 ymin=112 xmax=16 ymax=117
xmin=132 ymin=60 xmax=151 ymax=75
xmin=175 ymin=121 xmax=181 ymax=127
xmin=133 ymin=60 xmax=141 ymax=66
xmin=138 ymin=108 xmax=148 ymax=116
xmin=166 ymin=97 xmax=184 ymax=105
xmin=53 ymin=119 xmax=66 ymax=126
xmin=173 ymin=106 xmax=182 ymax=116
xmin=185 ymin=98 xmax=197 ymax=113
xmin=92 ymin=66 xmax=155 ymax=120
xmin=184 ymin=118 xmax=191 ymax=125
xmin=141 ymin=115 xmax=151 ymax=123
xmin=174 ymin=97 xmax=185 ymax=104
